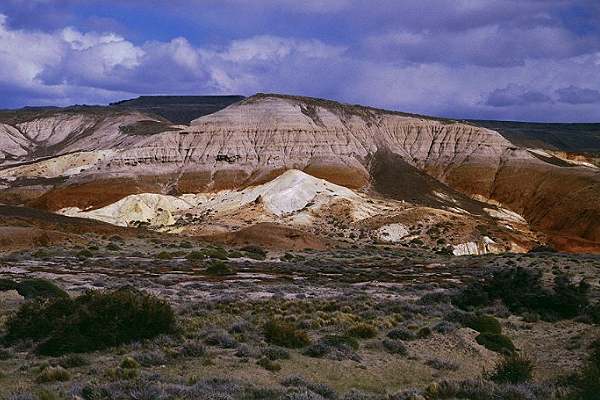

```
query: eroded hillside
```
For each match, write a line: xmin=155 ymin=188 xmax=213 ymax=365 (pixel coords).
xmin=1 ymin=94 xmax=598 ymax=253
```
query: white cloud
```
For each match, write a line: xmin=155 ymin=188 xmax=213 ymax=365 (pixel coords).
xmin=1 ymin=11 xmax=600 ymax=121
xmin=217 ymin=35 xmax=345 ymax=63
xmin=61 ymin=27 xmax=124 ymax=50
xmin=0 ymin=13 xmax=63 ymax=88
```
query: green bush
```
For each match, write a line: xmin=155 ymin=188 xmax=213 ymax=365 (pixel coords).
xmin=0 ymin=349 xmax=12 ymax=360
xmin=205 ymin=260 xmax=234 ymax=276
xmin=417 ymin=326 xmax=432 ymax=339
xmin=454 ymin=268 xmax=590 ymax=321
xmin=0 ymin=278 xmax=17 ymax=291
xmin=475 ymin=333 xmax=515 ymax=354
xmin=346 ymin=323 xmax=377 ymax=339
xmin=241 ymin=245 xmax=267 ymax=260
xmin=571 ymin=339 xmax=600 ymax=399
xmin=387 ymin=328 xmax=416 ymax=341
xmin=156 ymin=251 xmax=173 ymax=260
xmin=228 ymin=250 xmax=243 ymax=259
xmin=33 ymin=249 xmax=50 ymax=258
xmin=464 ymin=314 xmax=502 ymax=334
xmin=263 ymin=320 xmax=310 ymax=348
xmin=4 ymin=288 xmax=175 ymax=356
xmin=0 ymin=279 xmax=68 ymax=299
xmin=487 ymin=353 xmax=534 ymax=384
xmin=106 ymin=243 xmax=120 ymax=251
xmin=322 ymin=335 xmax=359 ymax=351
xmin=187 ymin=248 xmax=230 ymax=261
xmin=281 ymin=253 xmax=295 ymax=261
xmin=77 ymin=250 xmax=93 ymax=259
xmin=205 ymin=247 xmax=229 ymax=260
xmin=186 ymin=251 xmax=205 ymax=261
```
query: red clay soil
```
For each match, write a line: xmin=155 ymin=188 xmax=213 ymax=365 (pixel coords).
xmin=0 ymin=226 xmax=80 ymax=251
xmin=200 ymin=222 xmax=335 ymax=251
xmin=27 ymin=176 xmax=168 ymax=211
xmin=547 ymin=234 xmax=600 ymax=254
xmin=303 ymin=163 xmax=369 ymax=189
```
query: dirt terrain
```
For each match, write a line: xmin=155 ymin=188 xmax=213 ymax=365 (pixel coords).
xmin=1 ymin=234 xmax=600 ymax=399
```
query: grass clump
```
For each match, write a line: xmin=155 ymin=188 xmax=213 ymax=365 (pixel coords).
xmin=58 ymin=354 xmax=89 ymax=369
xmin=487 ymin=353 xmax=534 ymax=384
xmin=37 ymin=389 xmax=63 ymax=400
xmin=133 ymin=349 xmax=168 ymax=367
xmin=346 ymin=323 xmax=377 ymax=339
xmin=257 ymin=357 xmax=281 ymax=372
xmin=4 ymin=287 xmax=175 ymax=356
xmin=181 ymin=340 xmax=207 ymax=357
xmin=304 ymin=335 xmax=360 ymax=359
xmin=120 ymin=356 xmax=140 ymax=369
xmin=382 ymin=338 xmax=408 ymax=355
xmin=204 ymin=329 xmax=238 ymax=348
xmin=36 ymin=366 xmax=71 ymax=383
xmin=264 ymin=320 xmax=310 ymax=348
xmin=263 ymin=346 xmax=290 ymax=360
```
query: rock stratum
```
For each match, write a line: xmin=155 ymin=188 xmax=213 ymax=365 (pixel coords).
xmin=1 ymin=94 xmax=599 ymax=253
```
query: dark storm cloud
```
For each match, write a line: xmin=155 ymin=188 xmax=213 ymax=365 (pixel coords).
xmin=485 ymin=85 xmax=553 ymax=107
xmin=556 ymin=86 xmax=600 ymax=104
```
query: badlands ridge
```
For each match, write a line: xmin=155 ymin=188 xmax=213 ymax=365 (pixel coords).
xmin=1 ymin=94 xmax=599 ymax=253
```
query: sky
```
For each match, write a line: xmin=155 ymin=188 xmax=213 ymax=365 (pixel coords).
xmin=1 ymin=0 xmax=600 ymax=122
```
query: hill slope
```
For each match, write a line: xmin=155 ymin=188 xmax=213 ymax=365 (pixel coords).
xmin=1 ymin=93 xmax=598 ymax=252
xmin=111 ymin=95 xmax=245 ymax=124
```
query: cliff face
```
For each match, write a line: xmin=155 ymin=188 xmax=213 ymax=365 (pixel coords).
xmin=1 ymin=94 xmax=599 ymax=251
